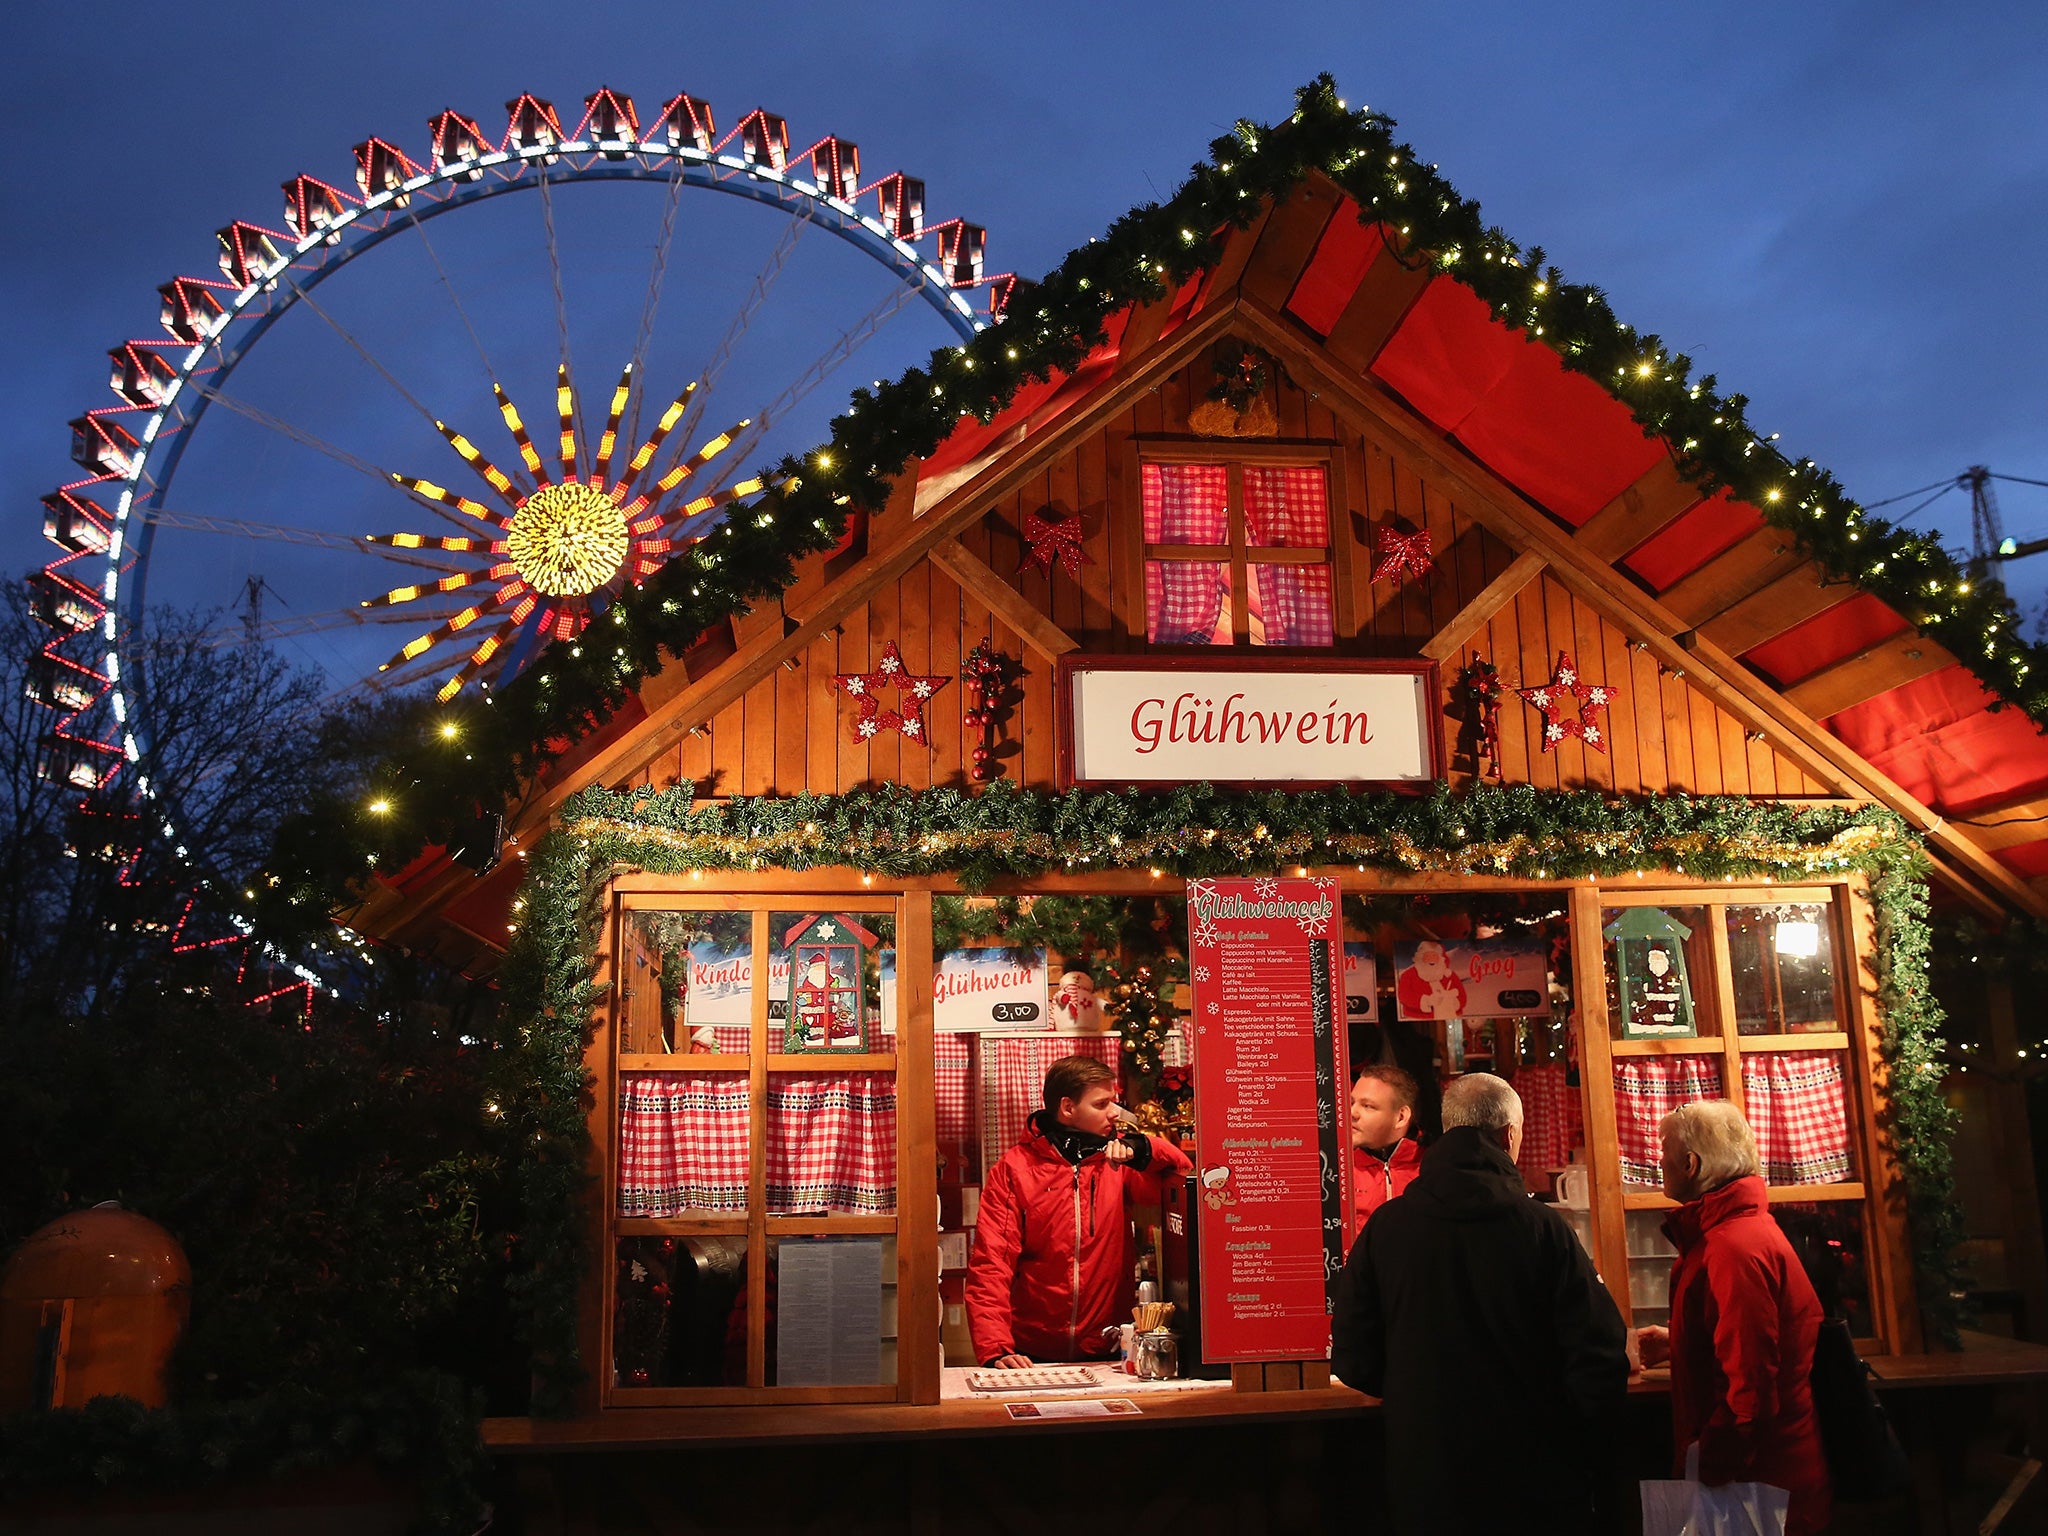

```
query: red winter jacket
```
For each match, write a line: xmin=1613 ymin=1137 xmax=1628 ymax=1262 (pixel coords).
xmin=1666 ymin=1175 xmax=1832 ymax=1536
xmin=1349 ymin=1138 xmax=1423 ymax=1242
xmin=966 ymin=1114 xmax=1192 ymax=1365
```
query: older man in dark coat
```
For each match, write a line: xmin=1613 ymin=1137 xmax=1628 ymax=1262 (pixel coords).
xmin=1331 ymin=1073 xmax=1630 ymax=1535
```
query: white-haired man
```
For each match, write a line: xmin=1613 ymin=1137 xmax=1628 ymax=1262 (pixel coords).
xmin=1331 ymin=1073 xmax=1630 ymax=1535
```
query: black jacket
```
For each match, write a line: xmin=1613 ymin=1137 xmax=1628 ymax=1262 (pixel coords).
xmin=1331 ymin=1125 xmax=1629 ymax=1534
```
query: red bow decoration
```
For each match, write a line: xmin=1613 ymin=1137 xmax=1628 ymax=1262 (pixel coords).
xmin=832 ymin=640 xmax=949 ymax=747
xmin=1516 ymin=651 xmax=1615 ymax=754
xmin=1020 ymin=508 xmax=1092 ymax=579
xmin=1371 ymin=527 xmax=1434 ymax=586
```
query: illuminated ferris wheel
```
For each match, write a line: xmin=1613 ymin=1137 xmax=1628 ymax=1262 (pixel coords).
xmin=29 ymin=86 xmax=1010 ymax=801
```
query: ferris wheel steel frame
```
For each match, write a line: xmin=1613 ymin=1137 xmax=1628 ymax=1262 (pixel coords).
xmin=34 ymin=90 xmax=1008 ymax=817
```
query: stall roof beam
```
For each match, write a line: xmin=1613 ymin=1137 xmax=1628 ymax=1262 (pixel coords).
xmin=925 ymin=539 xmax=1077 ymax=662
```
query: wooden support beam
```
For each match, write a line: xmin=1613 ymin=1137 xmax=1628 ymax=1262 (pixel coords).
xmin=1955 ymin=792 xmax=2048 ymax=854
xmin=1783 ymin=633 xmax=1954 ymax=721
xmin=1321 ymin=241 xmax=1436 ymax=374
xmin=1234 ymin=178 xmax=1344 ymax=313
xmin=1697 ymin=569 xmax=1853 ymax=656
xmin=1419 ymin=550 xmax=1546 ymax=664
xmin=1190 ymin=202 xmax=1274 ymax=313
xmin=1571 ymin=454 xmax=1704 ymax=563
xmin=1230 ymin=296 xmax=2048 ymax=920
xmin=1657 ymin=535 xmax=1807 ymax=627
xmin=1110 ymin=294 xmax=1176 ymax=380
xmin=924 ymin=538 xmax=1079 ymax=661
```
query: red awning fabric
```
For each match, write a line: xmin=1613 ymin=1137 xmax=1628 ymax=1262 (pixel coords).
xmin=1826 ymin=665 xmax=2048 ymax=817
xmin=1371 ymin=279 xmax=1664 ymax=527
xmin=1284 ymin=204 xmax=1385 ymax=336
xmin=1996 ymin=841 xmax=2048 ymax=880
xmin=1741 ymin=593 xmax=1911 ymax=688
xmin=1620 ymin=491 xmax=1758 ymax=593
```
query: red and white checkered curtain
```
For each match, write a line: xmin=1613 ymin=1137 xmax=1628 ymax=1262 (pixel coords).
xmin=617 ymin=1072 xmax=751 ymax=1215
xmin=980 ymin=1035 xmax=1121 ymax=1178
xmin=1514 ymin=1061 xmax=1584 ymax=1178
xmin=935 ymin=1034 xmax=972 ymax=1152
xmin=708 ymin=1025 xmax=751 ymax=1055
xmin=1742 ymin=1051 xmax=1851 ymax=1186
xmin=1142 ymin=463 xmax=1230 ymax=643
xmin=765 ymin=1073 xmax=897 ymax=1215
xmin=1243 ymin=466 xmax=1328 ymax=546
xmin=1613 ymin=1056 xmax=1725 ymax=1186
xmin=1246 ymin=466 xmax=1334 ymax=647
xmin=1143 ymin=462 xmax=1230 ymax=542
xmin=1251 ymin=563 xmax=1334 ymax=646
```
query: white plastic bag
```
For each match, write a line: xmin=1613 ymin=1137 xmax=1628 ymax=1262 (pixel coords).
xmin=1640 ymin=1444 xmax=1790 ymax=1536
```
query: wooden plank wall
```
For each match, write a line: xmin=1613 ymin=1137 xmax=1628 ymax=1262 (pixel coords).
xmin=620 ymin=337 xmax=1825 ymax=802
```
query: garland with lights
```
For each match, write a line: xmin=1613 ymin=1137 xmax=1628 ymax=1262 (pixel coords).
xmin=486 ymin=779 xmax=1960 ymax=1410
xmin=256 ymin=73 xmax=2047 ymax=933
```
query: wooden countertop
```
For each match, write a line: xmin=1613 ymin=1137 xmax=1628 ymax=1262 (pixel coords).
xmin=484 ymin=1383 xmax=1372 ymax=1452
xmin=1863 ymin=1330 xmax=2048 ymax=1389
xmin=483 ymin=1332 xmax=2048 ymax=1453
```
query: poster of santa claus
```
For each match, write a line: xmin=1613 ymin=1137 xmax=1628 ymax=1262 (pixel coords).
xmin=1392 ymin=937 xmax=1549 ymax=1023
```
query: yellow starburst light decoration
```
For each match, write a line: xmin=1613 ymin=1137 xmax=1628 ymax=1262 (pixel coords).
xmin=503 ymin=482 xmax=630 ymax=596
xmin=363 ymin=362 xmax=770 ymax=701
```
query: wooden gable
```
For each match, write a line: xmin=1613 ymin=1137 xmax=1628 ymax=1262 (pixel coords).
xmin=355 ymin=174 xmax=2048 ymax=961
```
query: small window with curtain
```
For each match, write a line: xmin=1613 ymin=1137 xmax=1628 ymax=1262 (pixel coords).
xmin=1141 ymin=458 xmax=1335 ymax=647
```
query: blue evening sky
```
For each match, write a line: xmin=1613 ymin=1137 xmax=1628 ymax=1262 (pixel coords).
xmin=5 ymin=1 xmax=2044 ymax=694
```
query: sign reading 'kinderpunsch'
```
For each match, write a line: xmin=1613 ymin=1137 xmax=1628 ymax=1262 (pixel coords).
xmin=1055 ymin=656 xmax=1440 ymax=788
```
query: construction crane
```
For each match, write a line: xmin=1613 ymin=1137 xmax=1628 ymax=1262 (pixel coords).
xmin=1871 ymin=468 xmax=2048 ymax=571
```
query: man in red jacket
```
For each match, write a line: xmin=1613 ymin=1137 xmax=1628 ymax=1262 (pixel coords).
xmin=967 ymin=1055 xmax=1193 ymax=1369
xmin=1349 ymin=1064 xmax=1423 ymax=1243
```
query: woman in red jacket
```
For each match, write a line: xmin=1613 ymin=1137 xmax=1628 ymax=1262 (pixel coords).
xmin=1638 ymin=1100 xmax=1832 ymax=1535
xmin=967 ymin=1055 xmax=1192 ymax=1368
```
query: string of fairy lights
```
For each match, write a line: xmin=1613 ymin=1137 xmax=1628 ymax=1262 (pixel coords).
xmin=283 ymin=73 xmax=2042 ymax=905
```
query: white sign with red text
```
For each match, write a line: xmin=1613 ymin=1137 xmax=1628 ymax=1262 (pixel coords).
xmin=685 ymin=942 xmax=792 ymax=1028
xmin=933 ymin=947 xmax=1048 ymax=1031
xmin=1061 ymin=661 xmax=1436 ymax=786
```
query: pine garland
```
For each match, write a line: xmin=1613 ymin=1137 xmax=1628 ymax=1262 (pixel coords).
xmin=492 ymin=780 xmax=1959 ymax=1411
xmin=255 ymin=74 xmax=2045 ymax=921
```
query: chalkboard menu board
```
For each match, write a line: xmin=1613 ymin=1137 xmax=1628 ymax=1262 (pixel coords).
xmin=1185 ymin=877 xmax=1351 ymax=1362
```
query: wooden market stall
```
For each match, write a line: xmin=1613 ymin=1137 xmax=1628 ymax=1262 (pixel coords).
xmin=344 ymin=92 xmax=2048 ymax=1522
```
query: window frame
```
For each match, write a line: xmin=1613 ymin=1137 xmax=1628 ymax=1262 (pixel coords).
xmin=1572 ymin=880 xmax=1903 ymax=1353
xmin=1128 ymin=439 xmax=1351 ymax=651
xmin=597 ymin=889 xmax=930 ymax=1407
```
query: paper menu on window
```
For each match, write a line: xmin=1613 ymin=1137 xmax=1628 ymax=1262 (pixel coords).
xmin=775 ymin=1237 xmax=884 ymax=1387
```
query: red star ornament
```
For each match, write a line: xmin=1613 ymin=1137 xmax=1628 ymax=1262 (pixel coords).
xmin=1371 ymin=528 xmax=1434 ymax=586
xmin=1516 ymin=651 xmax=1616 ymax=754
xmin=1019 ymin=507 xmax=1092 ymax=580
xmin=832 ymin=641 xmax=949 ymax=747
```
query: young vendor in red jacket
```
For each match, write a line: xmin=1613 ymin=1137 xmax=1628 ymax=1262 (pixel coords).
xmin=1348 ymin=1064 xmax=1423 ymax=1244
xmin=967 ymin=1055 xmax=1193 ymax=1368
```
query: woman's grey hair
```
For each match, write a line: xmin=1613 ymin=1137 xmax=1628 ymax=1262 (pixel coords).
xmin=1660 ymin=1099 xmax=1761 ymax=1192
xmin=1441 ymin=1073 xmax=1523 ymax=1132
